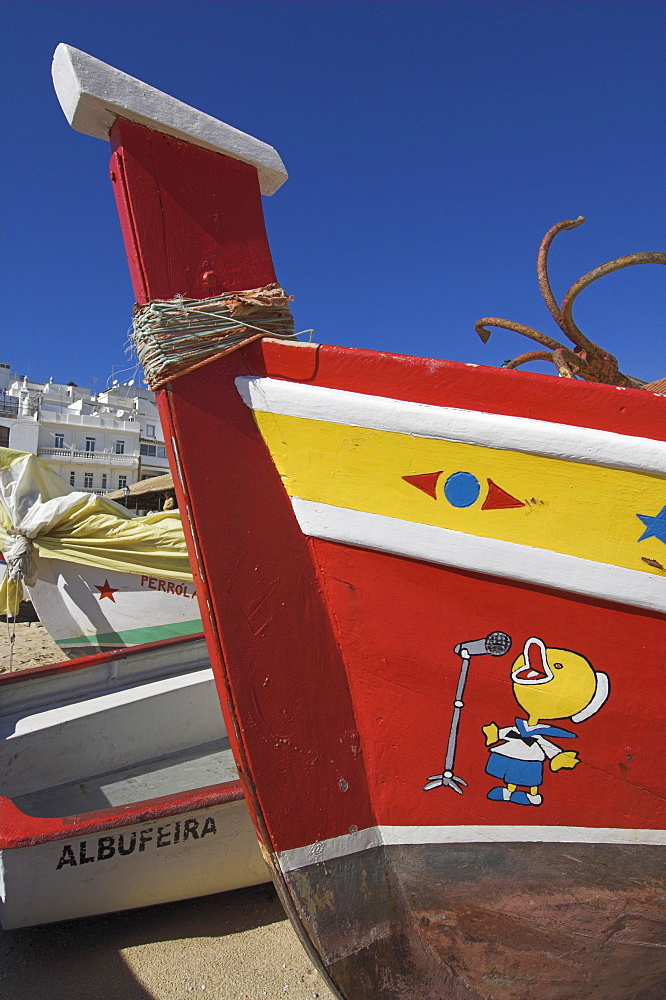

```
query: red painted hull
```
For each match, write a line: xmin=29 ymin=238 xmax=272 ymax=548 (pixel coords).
xmin=156 ymin=343 xmax=665 ymax=999
xmin=64 ymin=68 xmax=665 ymax=996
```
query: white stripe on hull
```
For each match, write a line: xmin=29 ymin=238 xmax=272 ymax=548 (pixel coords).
xmin=292 ymin=498 xmax=666 ymax=612
xmin=236 ymin=377 xmax=666 ymax=474
xmin=277 ymin=823 xmax=666 ymax=873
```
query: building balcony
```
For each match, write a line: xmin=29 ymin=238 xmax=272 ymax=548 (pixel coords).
xmin=41 ymin=411 xmax=138 ymax=430
xmin=37 ymin=447 xmax=137 ymax=465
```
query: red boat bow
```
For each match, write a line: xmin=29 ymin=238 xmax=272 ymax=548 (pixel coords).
xmin=53 ymin=45 xmax=666 ymax=1000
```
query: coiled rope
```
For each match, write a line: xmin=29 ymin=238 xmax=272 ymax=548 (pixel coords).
xmin=132 ymin=283 xmax=296 ymax=390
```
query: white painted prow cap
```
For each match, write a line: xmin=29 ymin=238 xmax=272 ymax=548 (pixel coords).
xmin=52 ymin=43 xmax=288 ymax=195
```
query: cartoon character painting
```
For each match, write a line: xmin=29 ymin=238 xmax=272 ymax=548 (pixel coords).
xmin=484 ymin=636 xmax=610 ymax=806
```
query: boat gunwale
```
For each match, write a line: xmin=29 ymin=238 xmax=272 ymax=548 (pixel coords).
xmin=0 ymin=776 xmax=244 ymax=851
xmin=0 ymin=631 xmax=207 ymax=688
xmin=254 ymin=338 xmax=666 ymax=441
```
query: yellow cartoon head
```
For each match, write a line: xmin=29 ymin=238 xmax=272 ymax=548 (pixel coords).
xmin=511 ymin=637 xmax=609 ymax=725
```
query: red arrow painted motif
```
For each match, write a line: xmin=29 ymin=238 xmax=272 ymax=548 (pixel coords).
xmin=482 ymin=479 xmax=525 ymax=510
xmin=402 ymin=471 xmax=443 ymax=499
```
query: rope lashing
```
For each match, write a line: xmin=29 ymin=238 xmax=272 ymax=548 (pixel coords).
xmin=4 ymin=531 xmax=37 ymax=590
xmin=132 ymin=283 xmax=296 ymax=390
xmin=2 ymin=531 xmax=36 ymax=669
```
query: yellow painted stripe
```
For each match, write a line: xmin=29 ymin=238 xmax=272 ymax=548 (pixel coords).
xmin=253 ymin=411 xmax=665 ymax=576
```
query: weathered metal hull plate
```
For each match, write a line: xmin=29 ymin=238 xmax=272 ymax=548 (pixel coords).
xmin=287 ymin=841 xmax=666 ymax=1000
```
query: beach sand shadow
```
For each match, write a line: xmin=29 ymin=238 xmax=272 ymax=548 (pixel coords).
xmin=1 ymin=882 xmax=287 ymax=1000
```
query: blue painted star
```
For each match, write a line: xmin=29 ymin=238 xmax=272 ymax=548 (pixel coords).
xmin=636 ymin=505 xmax=666 ymax=543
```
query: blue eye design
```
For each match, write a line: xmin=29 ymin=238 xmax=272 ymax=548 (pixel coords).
xmin=443 ymin=472 xmax=481 ymax=508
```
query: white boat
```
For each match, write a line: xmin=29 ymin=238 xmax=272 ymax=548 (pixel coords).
xmin=26 ymin=554 xmax=202 ymax=657
xmin=0 ymin=634 xmax=268 ymax=928
xmin=0 ymin=449 xmax=203 ymax=657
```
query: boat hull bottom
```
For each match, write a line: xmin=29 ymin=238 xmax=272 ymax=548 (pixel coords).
xmin=285 ymin=840 xmax=665 ymax=1000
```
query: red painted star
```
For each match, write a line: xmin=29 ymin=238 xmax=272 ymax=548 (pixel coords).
xmin=95 ymin=579 xmax=119 ymax=602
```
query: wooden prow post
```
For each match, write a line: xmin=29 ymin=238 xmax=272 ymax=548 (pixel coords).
xmin=52 ymin=43 xmax=287 ymax=303
xmin=53 ymin=51 xmax=378 ymax=941
xmin=108 ymin=119 xmax=279 ymax=302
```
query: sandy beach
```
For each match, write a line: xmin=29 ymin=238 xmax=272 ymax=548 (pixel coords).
xmin=0 ymin=623 xmax=336 ymax=1000
xmin=1 ymin=619 xmax=64 ymax=672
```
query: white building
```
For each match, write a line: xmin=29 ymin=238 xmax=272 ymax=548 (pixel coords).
xmin=0 ymin=362 xmax=169 ymax=494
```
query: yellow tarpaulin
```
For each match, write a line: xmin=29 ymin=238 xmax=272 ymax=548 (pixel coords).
xmin=0 ymin=448 xmax=193 ymax=614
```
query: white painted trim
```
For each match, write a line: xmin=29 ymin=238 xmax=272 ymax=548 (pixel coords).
xmin=236 ymin=377 xmax=666 ymax=474
xmin=277 ymin=824 xmax=666 ymax=872
xmin=52 ymin=45 xmax=287 ymax=196
xmin=291 ymin=499 xmax=666 ymax=613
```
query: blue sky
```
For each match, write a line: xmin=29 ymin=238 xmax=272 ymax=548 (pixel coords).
xmin=1 ymin=0 xmax=664 ymax=390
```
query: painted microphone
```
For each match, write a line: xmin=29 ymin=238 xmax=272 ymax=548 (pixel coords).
xmin=454 ymin=632 xmax=512 ymax=657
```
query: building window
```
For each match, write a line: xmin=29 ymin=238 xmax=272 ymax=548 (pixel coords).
xmin=69 ymin=471 xmax=75 ymax=486
xmin=101 ymin=474 xmax=107 ymax=489
xmin=118 ymin=475 xmax=127 ymax=489
xmin=85 ymin=437 xmax=95 ymax=454
xmin=146 ymin=424 xmax=155 ymax=438
xmin=115 ymin=440 xmax=125 ymax=454
xmin=140 ymin=443 xmax=167 ymax=458
xmin=84 ymin=472 xmax=93 ymax=489
xmin=55 ymin=433 xmax=64 ymax=449
xmin=0 ymin=426 xmax=9 ymax=448
xmin=0 ymin=394 xmax=19 ymax=418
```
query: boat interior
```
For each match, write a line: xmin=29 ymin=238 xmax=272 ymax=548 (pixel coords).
xmin=0 ymin=636 xmax=237 ymax=820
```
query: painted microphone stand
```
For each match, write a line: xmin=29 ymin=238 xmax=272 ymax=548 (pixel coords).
xmin=424 ymin=631 xmax=512 ymax=794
